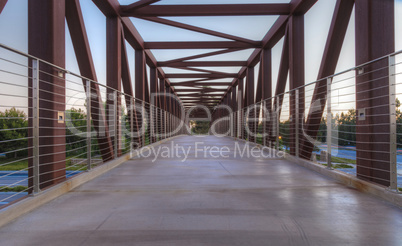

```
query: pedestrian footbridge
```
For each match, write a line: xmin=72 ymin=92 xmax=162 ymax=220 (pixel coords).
xmin=0 ymin=136 xmax=400 ymax=246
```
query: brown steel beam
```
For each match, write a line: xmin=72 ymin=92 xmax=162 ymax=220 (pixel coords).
xmin=28 ymin=0 xmax=66 ymax=190
xmin=135 ymin=50 xmax=146 ymax=101
xmin=121 ymin=27 xmax=142 ymax=148
xmin=162 ymin=48 xmax=243 ymax=65
xmin=65 ymin=0 xmax=114 ymax=162
xmin=178 ymin=94 xmax=224 ymax=97
xmin=174 ymin=83 xmax=233 ymax=87
xmin=140 ymin=17 xmax=257 ymax=44
xmin=290 ymin=0 xmax=318 ymax=15
xmin=255 ymin=64 xmax=263 ymax=103
xmin=106 ymin=17 xmax=122 ymax=156
xmin=145 ymin=41 xmax=260 ymax=49
xmin=159 ymin=61 xmax=247 ymax=67
xmin=219 ymin=0 xmax=317 ymax=105
xmin=0 ymin=0 xmax=7 ymax=14
xmin=121 ymin=0 xmax=160 ymax=12
xmin=150 ymin=67 xmax=158 ymax=104
xmin=219 ymin=16 xmax=288 ymax=104
xmin=246 ymin=67 xmax=255 ymax=142
xmin=120 ymin=4 xmax=290 ymax=16
xmin=120 ymin=28 xmax=134 ymax=99
xmin=300 ymin=0 xmax=354 ymax=160
xmin=181 ymin=100 xmax=220 ymax=103
xmin=166 ymin=74 xmax=237 ymax=79
xmin=273 ymin=26 xmax=289 ymax=117
xmin=144 ymin=64 xmax=150 ymax=103
xmin=175 ymin=67 xmax=237 ymax=76
xmin=262 ymin=49 xmax=273 ymax=145
xmin=171 ymin=79 xmax=214 ymax=85
xmin=174 ymin=89 xmax=227 ymax=93
xmin=245 ymin=67 xmax=254 ymax=107
xmin=92 ymin=0 xmax=119 ymax=17
xmin=354 ymin=0 xmax=394 ymax=186
xmin=93 ymin=0 xmax=181 ymax=102
xmin=289 ymin=15 xmax=305 ymax=156
xmin=121 ymin=17 xmax=144 ymax=50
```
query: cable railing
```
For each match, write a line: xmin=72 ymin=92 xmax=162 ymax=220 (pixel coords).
xmin=214 ymin=50 xmax=402 ymax=192
xmin=0 ymin=44 xmax=187 ymax=208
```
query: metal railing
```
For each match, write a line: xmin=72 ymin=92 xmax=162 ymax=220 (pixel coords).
xmin=0 ymin=44 xmax=186 ymax=207
xmin=214 ymin=50 xmax=402 ymax=191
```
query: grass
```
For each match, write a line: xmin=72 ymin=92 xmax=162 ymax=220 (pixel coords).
xmin=321 ymin=163 xmax=354 ymax=169
xmin=0 ymin=158 xmax=28 ymax=171
xmin=0 ymin=156 xmax=100 ymax=171
xmin=0 ymin=186 xmax=28 ymax=192
xmin=316 ymin=155 xmax=356 ymax=165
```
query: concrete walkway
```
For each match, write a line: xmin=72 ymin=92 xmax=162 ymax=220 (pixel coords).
xmin=0 ymin=136 xmax=401 ymax=245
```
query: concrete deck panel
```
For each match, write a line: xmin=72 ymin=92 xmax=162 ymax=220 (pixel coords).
xmin=0 ymin=136 xmax=401 ymax=245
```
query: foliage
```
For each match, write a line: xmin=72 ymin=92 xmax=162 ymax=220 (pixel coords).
xmin=0 ymin=108 xmax=28 ymax=158
xmin=0 ymin=185 xmax=28 ymax=192
xmin=396 ymin=98 xmax=402 ymax=147
xmin=65 ymin=108 xmax=100 ymax=157
xmin=191 ymin=121 xmax=210 ymax=134
xmin=337 ymin=109 xmax=356 ymax=146
xmin=0 ymin=157 xmax=28 ymax=171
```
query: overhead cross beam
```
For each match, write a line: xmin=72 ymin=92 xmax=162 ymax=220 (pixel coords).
xmin=120 ymin=4 xmax=291 ymax=17
xmin=140 ymin=17 xmax=256 ymax=44
xmin=0 ymin=0 xmax=7 ymax=14
xmin=174 ymin=88 xmax=227 ymax=93
xmin=121 ymin=0 xmax=160 ymax=12
xmin=158 ymin=61 xmax=247 ymax=67
xmin=218 ymin=0 xmax=318 ymax=104
xmin=166 ymin=74 xmax=237 ymax=79
xmin=161 ymin=48 xmax=244 ymax=65
xmin=145 ymin=41 xmax=260 ymax=49
xmin=173 ymin=82 xmax=233 ymax=87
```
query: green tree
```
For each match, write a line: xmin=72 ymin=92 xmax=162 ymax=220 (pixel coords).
xmin=65 ymin=108 xmax=88 ymax=156
xmin=191 ymin=121 xmax=210 ymax=134
xmin=337 ymin=109 xmax=356 ymax=146
xmin=396 ymin=98 xmax=402 ymax=147
xmin=0 ymin=107 xmax=28 ymax=158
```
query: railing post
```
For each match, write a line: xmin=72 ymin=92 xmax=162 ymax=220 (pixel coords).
xmin=254 ymin=105 xmax=257 ymax=144
xmin=149 ymin=104 xmax=153 ymax=144
xmin=389 ymin=55 xmax=397 ymax=190
xmin=326 ymin=78 xmax=333 ymax=170
xmin=86 ymin=80 xmax=92 ymax=171
xmin=32 ymin=59 xmax=40 ymax=194
xmin=263 ymin=101 xmax=267 ymax=146
xmin=113 ymin=91 xmax=118 ymax=159
xmin=142 ymin=103 xmax=145 ymax=147
xmin=276 ymin=96 xmax=280 ymax=152
xmin=130 ymin=98 xmax=134 ymax=157
xmin=295 ymin=89 xmax=299 ymax=157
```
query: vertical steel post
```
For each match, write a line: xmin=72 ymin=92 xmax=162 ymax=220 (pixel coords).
xmin=142 ymin=103 xmax=145 ymax=147
xmin=295 ymin=89 xmax=299 ymax=157
xmin=326 ymin=78 xmax=333 ymax=169
xmin=130 ymin=98 xmax=134 ymax=157
xmin=263 ymin=101 xmax=267 ymax=146
xmin=276 ymin=96 xmax=280 ymax=152
xmin=113 ymin=91 xmax=118 ymax=159
xmin=254 ymin=104 xmax=257 ymax=144
xmin=149 ymin=104 xmax=153 ymax=144
xmin=32 ymin=59 xmax=40 ymax=194
xmin=389 ymin=55 xmax=397 ymax=190
xmin=86 ymin=80 xmax=92 ymax=171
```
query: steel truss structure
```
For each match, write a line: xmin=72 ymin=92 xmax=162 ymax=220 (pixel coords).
xmin=0 ymin=0 xmax=397 ymax=192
